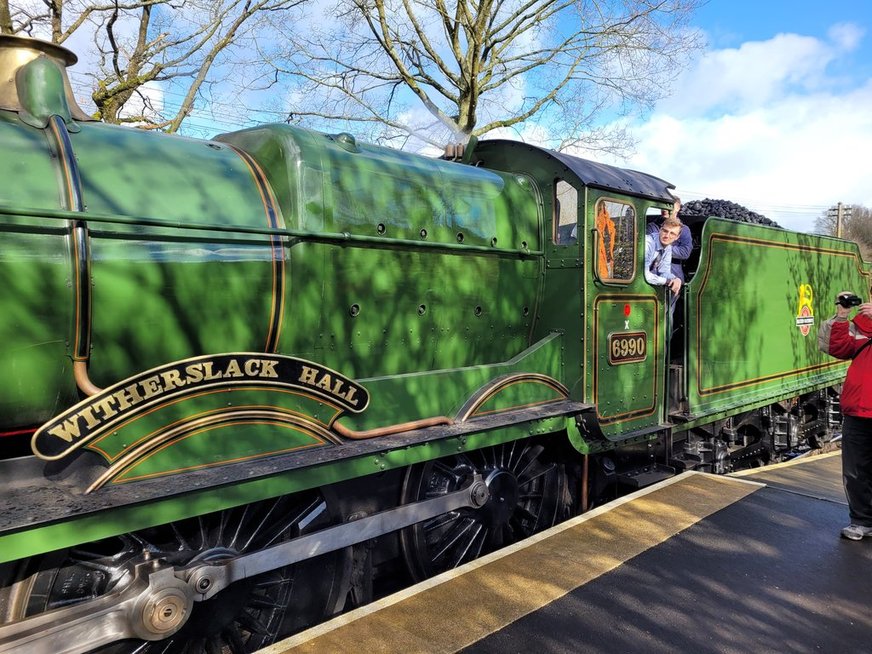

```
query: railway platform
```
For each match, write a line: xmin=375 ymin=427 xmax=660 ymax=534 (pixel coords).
xmin=259 ymin=451 xmax=872 ymax=653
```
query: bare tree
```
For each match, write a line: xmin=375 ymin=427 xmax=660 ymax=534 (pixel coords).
xmin=2 ymin=0 xmax=128 ymax=43
xmin=1 ymin=0 xmax=305 ymax=133
xmin=280 ymin=0 xmax=704 ymax=150
xmin=816 ymin=205 xmax=872 ymax=260
xmin=0 ymin=2 xmax=12 ymax=33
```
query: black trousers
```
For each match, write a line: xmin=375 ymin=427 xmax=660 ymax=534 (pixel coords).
xmin=842 ymin=415 xmax=872 ymax=527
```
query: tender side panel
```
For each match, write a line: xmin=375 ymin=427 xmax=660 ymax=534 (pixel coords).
xmin=685 ymin=219 xmax=869 ymax=417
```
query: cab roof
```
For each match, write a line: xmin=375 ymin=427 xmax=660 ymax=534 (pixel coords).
xmin=474 ymin=139 xmax=676 ymax=203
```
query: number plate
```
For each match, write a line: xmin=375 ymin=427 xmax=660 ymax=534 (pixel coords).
xmin=608 ymin=331 xmax=648 ymax=365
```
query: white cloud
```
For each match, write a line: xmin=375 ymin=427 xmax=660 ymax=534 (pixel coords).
xmin=828 ymin=22 xmax=865 ymax=51
xmin=603 ymin=25 xmax=872 ymax=233
xmin=669 ymin=31 xmax=855 ymax=116
xmin=119 ymin=81 xmax=166 ymax=123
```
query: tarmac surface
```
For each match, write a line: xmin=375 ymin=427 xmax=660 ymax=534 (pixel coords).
xmin=261 ymin=452 xmax=872 ymax=653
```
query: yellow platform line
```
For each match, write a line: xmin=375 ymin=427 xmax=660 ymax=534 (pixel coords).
xmin=260 ymin=472 xmax=761 ymax=654
xmin=729 ymin=449 xmax=841 ymax=477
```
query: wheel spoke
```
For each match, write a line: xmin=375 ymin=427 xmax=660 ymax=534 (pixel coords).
xmin=512 ymin=504 xmax=540 ymax=524
xmin=237 ymin=609 xmax=271 ymax=636
xmin=223 ymin=623 xmax=248 ymax=654
xmin=197 ymin=516 xmax=209 ymax=550
xmin=430 ymin=517 xmax=478 ymax=562
xmin=215 ymin=511 xmax=230 ymax=549
xmin=227 ymin=503 xmax=255 ymax=551
xmin=450 ymin=523 xmax=486 ymax=568
xmin=248 ymin=590 xmax=286 ymax=610
xmin=237 ymin=500 xmax=278 ymax=551
xmin=503 ymin=522 xmax=517 ymax=544
xmin=423 ymin=511 xmax=462 ymax=533
xmin=432 ymin=460 xmax=464 ymax=484
xmin=514 ymin=445 xmax=546 ymax=479
xmin=402 ymin=438 xmax=573 ymax=581
xmin=123 ymin=641 xmax=152 ymax=654
xmin=518 ymin=464 xmax=555 ymax=490
xmin=254 ymin=576 xmax=291 ymax=589
xmin=505 ymin=440 xmax=520 ymax=471
xmin=166 ymin=522 xmax=193 ymax=553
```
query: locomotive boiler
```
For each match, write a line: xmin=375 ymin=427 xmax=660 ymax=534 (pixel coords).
xmin=0 ymin=34 xmax=868 ymax=653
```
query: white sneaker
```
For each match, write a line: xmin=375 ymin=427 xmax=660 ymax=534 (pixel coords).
xmin=841 ymin=524 xmax=872 ymax=540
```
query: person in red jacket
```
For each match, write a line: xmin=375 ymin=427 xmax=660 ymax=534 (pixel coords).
xmin=818 ymin=290 xmax=872 ymax=540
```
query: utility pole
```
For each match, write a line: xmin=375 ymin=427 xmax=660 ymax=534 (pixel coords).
xmin=828 ymin=202 xmax=852 ymax=238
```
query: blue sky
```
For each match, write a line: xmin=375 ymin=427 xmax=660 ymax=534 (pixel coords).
xmin=602 ymin=0 xmax=872 ymax=232
xmin=698 ymin=0 xmax=872 ymax=52
xmin=697 ymin=1 xmax=872 ymax=93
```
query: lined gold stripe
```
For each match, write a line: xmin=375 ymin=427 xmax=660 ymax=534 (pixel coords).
xmin=224 ymin=143 xmax=286 ymax=352
xmin=87 ymin=409 xmax=333 ymax=491
xmin=48 ymin=116 xmax=93 ymax=368
xmin=592 ymin=294 xmax=659 ymax=425
xmin=456 ymin=373 xmax=569 ymax=422
xmin=262 ymin=472 xmax=760 ymax=654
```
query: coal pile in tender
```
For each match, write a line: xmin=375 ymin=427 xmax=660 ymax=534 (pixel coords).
xmin=678 ymin=198 xmax=780 ymax=228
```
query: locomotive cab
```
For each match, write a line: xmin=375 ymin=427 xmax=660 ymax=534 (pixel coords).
xmin=470 ymin=140 xmax=678 ymax=435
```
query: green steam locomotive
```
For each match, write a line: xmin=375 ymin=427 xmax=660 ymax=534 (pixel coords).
xmin=0 ymin=34 xmax=868 ymax=653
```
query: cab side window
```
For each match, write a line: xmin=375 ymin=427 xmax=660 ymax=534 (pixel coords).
xmin=596 ymin=199 xmax=635 ymax=282
xmin=554 ymin=180 xmax=578 ymax=245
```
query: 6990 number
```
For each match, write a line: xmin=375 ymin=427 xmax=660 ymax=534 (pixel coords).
xmin=608 ymin=331 xmax=647 ymax=364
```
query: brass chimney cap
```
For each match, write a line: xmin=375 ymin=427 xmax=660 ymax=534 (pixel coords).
xmin=0 ymin=33 xmax=91 ymax=122
xmin=0 ymin=34 xmax=78 ymax=66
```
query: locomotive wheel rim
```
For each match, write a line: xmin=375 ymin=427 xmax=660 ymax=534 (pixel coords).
xmin=400 ymin=439 xmax=570 ymax=582
xmin=0 ymin=491 xmax=348 ymax=654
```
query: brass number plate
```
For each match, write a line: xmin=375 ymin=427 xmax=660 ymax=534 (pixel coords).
xmin=608 ymin=331 xmax=647 ymax=365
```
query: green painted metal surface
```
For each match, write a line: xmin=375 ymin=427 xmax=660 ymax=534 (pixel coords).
xmin=87 ymin=227 xmax=277 ymax=382
xmin=0 ymin=114 xmax=546 ymax=433
xmin=684 ymin=219 xmax=870 ymax=418
xmin=0 ymin=113 xmax=63 ymax=208
xmin=0 ymin=215 xmax=75 ymax=426
xmin=73 ymin=123 xmax=270 ymax=227
xmin=573 ymin=190 xmax=672 ymax=439
xmin=466 ymin=142 xmax=676 ymax=441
